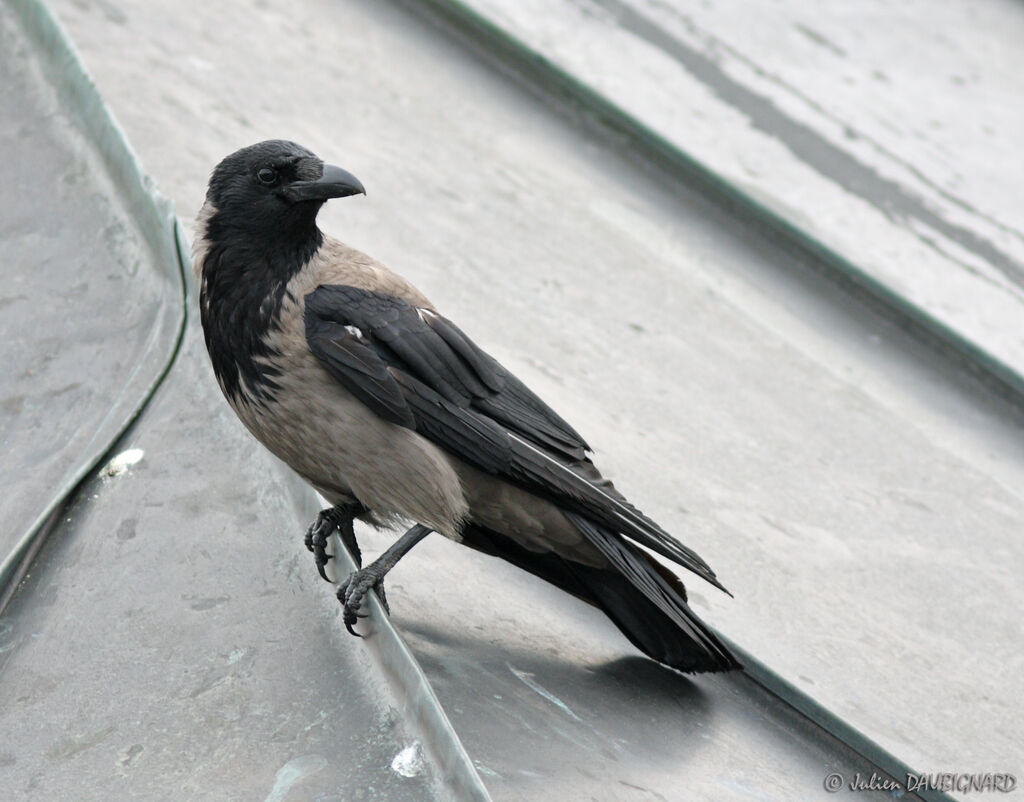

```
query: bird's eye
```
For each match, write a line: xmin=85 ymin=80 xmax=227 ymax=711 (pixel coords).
xmin=257 ymin=167 xmax=278 ymax=185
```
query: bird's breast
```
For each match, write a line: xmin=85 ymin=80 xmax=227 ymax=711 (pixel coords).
xmin=197 ymin=234 xmax=466 ymax=536
xmin=220 ymin=291 xmax=469 ymax=538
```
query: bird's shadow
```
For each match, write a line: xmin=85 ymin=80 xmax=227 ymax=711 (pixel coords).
xmin=397 ymin=616 xmax=717 ymax=733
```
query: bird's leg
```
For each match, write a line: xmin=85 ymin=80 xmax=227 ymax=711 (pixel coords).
xmin=338 ymin=523 xmax=432 ymax=636
xmin=303 ymin=502 xmax=364 ymax=581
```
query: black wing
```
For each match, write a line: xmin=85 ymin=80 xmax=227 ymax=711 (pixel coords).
xmin=306 ymin=284 xmax=588 ymax=459
xmin=305 ymin=284 xmax=727 ymax=593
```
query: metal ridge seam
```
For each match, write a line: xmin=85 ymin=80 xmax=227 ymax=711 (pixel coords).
xmin=321 ymin=518 xmax=493 ymax=801
xmin=401 ymin=0 xmax=1024 ymax=407
xmin=0 ymin=0 xmax=188 ymax=603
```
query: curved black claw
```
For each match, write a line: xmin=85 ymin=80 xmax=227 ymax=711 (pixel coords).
xmin=304 ymin=509 xmax=339 ymax=582
xmin=337 ymin=566 xmax=391 ymax=637
xmin=303 ymin=504 xmax=365 ymax=583
xmin=334 ymin=523 xmax=429 ymax=636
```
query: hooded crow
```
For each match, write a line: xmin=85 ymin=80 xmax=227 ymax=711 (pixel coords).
xmin=195 ymin=140 xmax=739 ymax=673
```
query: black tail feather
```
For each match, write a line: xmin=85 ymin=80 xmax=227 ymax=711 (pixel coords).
xmin=459 ymin=522 xmax=740 ymax=674
xmin=503 ymin=432 xmax=731 ymax=595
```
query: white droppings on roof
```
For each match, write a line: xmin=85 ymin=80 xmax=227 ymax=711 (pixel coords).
xmin=390 ymin=742 xmax=423 ymax=778
xmin=102 ymin=448 xmax=145 ymax=477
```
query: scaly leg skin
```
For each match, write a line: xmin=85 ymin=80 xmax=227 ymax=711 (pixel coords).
xmin=338 ymin=523 xmax=432 ymax=636
xmin=304 ymin=503 xmax=364 ymax=581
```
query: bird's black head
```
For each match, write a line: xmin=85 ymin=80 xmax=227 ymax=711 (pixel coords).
xmin=202 ymin=139 xmax=365 ymax=270
xmin=196 ymin=141 xmax=365 ymax=404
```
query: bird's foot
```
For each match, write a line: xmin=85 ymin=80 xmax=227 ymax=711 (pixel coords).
xmin=337 ymin=564 xmax=390 ymax=636
xmin=303 ymin=505 xmax=363 ymax=582
xmin=333 ymin=523 xmax=431 ymax=637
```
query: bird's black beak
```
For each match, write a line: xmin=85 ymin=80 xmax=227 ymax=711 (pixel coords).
xmin=283 ymin=164 xmax=366 ymax=203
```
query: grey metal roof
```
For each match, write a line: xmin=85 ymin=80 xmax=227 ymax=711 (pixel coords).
xmin=428 ymin=0 xmax=1024 ymax=397
xmin=2 ymin=0 xmax=1021 ymax=800
xmin=0 ymin=3 xmax=183 ymax=601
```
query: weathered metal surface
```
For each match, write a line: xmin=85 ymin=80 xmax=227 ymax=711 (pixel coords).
xmin=6 ymin=0 xmax=1021 ymax=798
xmin=0 ymin=0 xmax=184 ymax=598
xmin=0 ymin=332 xmax=450 ymax=801
xmin=421 ymin=0 xmax=1024 ymax=400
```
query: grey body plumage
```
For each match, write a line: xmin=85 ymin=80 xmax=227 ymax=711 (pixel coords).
xmin=195 ymin=140 xmax=739 ymax=673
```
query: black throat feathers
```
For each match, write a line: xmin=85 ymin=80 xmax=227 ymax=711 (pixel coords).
xmin=198 ymin=206 xmax=324 ymax=405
